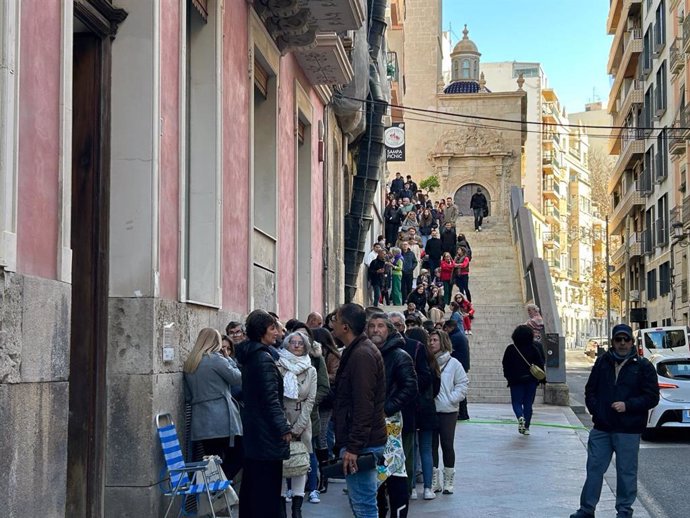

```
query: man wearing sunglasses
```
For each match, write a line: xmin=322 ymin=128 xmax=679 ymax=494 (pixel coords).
xmin=570 ymin=324 xmax=659 ymax=518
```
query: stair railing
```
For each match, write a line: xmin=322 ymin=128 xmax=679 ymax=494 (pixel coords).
xmin=509 ymin=187 xmax=568 ymax=403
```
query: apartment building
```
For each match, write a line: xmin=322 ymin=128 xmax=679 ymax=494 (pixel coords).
xmin=482 ymin=63 xmax=602 ymax=346
xmin=606 ymin=0 xmax=682 ymax=328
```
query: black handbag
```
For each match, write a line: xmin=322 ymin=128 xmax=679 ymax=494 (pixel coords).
xmin=319 ymin=452 xmax=377 ymax=479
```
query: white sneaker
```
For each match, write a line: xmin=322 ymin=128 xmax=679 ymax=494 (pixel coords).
xmin=518 ymin=416 xmax=526 ymax=434
xmin=423 ymin=488 xmax=436 ymax=500
xmin=410 ymin=488 xmax=418 ymax=500
xmin=285 ymin=489 xmax=293 ymax=502
xmin=467 ymin=330 xmax=472 ymax=335
xmin=523 ymin=428 xmax=531 ymax=436
xmin=478 ymin=226 xmax=482 ymax=231
xmin=308 ymin=490 xmax=320 ymax=503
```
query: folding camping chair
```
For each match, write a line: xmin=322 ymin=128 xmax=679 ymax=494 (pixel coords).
xmin=156 ymin=413 xmax=233 ymax=518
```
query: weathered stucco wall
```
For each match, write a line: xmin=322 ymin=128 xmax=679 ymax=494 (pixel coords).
xmin=16 ymin=0 xmax=61 ymax=279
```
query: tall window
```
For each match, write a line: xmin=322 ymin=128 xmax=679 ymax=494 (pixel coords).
xmin=461 ymin=59 xmax=470 ymax=79
xmin=184 ymin=0 xmax=222 ymax=305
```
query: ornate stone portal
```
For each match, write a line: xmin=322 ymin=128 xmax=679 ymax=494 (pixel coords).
xmin=427 ymin=127 xmax=517 ymax=219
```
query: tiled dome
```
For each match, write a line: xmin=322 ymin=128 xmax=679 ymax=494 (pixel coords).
xmin=443 ymin=81 xmax=487 ymax=94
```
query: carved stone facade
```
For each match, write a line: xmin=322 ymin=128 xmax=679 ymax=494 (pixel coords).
xmin=427 ymin=127 xmax=516 ymax=219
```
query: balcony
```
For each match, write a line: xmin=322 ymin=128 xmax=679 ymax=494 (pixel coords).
xmin=684 ymin=14 xmax=690 ymax=54
xmin=684 ymin=195 xmax=690 ymax=229
xmin=670 ymin=38 xmax=685 ymax=76
xmin=300 ymin=0 xmax=366 ymax=33
xmin=683 ymin=105 xmax=690 ymax=139
xmin=614 ymin=79 xmax=643 ymax=127
xmin=656 ymin=218 xmax=669 ymax=247
xmin=642 ymin=227 xmax=653 ymax=255
xmin=545 ymin=204 xmax=561 ymax=226
xmin=295 ymin=32 xmax=353 ymax=85
xmin=543 ymin=178 xmax=561 ymax=201
xmin=608 ymin=128 xmax=645 ymax=193
xmin=669 ymin=114 xmax=687 ymax=156
xmin=543 ymin=231 xmax=561 ymax=249
xmin=611 ymin=242 xmax=626 ymax=266
xmin=542 ymin=102 xmax=560 ymax=123
xmin=609 ymin=183 xmax=645 ymax=234
xmin=629 ymin=231 xmax=643 ymax=258
xmin=546 ymin=257 xmax=561 ymax=270
xmin=608 ymin=27 xmax=643 ymax=109
xmin=606 ymin=0 xmax=623 ymax=34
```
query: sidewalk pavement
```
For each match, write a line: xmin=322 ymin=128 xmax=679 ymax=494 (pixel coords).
xmin=301 ymin=403 xmax=651 ymax=518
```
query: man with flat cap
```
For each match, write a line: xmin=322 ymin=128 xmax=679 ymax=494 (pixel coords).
xmin=570 ymin=323 xmax=659 ymax=518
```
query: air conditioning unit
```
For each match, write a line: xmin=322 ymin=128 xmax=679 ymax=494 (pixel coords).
xmin=630 ymin=289 xmax=640 ymax=302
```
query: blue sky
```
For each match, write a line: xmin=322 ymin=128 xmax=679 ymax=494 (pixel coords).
xmin=442 ymin=0 xmax=611 ymax=113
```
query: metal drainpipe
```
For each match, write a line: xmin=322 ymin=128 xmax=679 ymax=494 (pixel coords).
xmin=342 ymin=0 xmax=388 ymax=303
xmin=322 ymin=104 xmax=330 ymax=314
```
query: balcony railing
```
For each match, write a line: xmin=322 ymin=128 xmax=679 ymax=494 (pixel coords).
xmin=683 ymin=105 xmax=690 ymax=138
xmin=386 ymin=51 xmax=399 ymax=82
xmin=656 ymin=218 xmax=669 ymax=247
xmin=684 ymin=195 xmax=690 ymax=228
xmin=545 ymin=204 xmax=560 ymax=220
xmin=543 ymin=178 xmax=561 ymax=195
xmin=670 ymin=38 xmax=685 ymax=75
xmin=546 ymin=257 xmax=561 ymax=269
xmin=669 ymin=115 xmax=687 ymax=155
xmin=642 ymin=227 xmax=653 ymax=255
xmin=542 ymin=232 xmax=561 ymax=246
xmin=684 ymin=15 xmax=690 ymax=53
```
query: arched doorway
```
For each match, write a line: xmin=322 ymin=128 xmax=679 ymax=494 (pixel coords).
xmin=454 ymin=183 xmax=490 ymax=216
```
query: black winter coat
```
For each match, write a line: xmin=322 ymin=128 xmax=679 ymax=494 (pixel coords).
xmin=406 ymin=290 xmax=428 ymax=314
xmin=379 ymin=333 xmax=419 ymax=422
xmin=384 ymin=205 xmax=403 ymax=227
xmin=502 ymin=341 xmax=545 ymax=387
xmin=448 ymin=328 xmax=470 ymax=372
xmin=401 ymin=337 xmax=433 ymax=433
xmin=440 ymin=229 xmax=457 ymax=256
xmin=424 ymin=237 xmax=443 ymax=261
xmin=585 ymin=352 xmax=659 ymax=434
xmin=235 ymin=340 xmax=292 ymax=460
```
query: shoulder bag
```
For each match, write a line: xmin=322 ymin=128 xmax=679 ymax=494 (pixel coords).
xmin=512 ymin=344 xmax=546 ymax=381
xmin=283 ymin=439 xmax=310 ymax=478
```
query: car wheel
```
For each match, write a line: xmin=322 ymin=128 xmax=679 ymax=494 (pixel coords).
xmin=641 ymin=428 xmax=656 ymax=441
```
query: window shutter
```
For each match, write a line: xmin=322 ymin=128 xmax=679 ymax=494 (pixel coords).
xmin=191 ymin=0 xmax=208 ymax=22
xmin=254 ymin=59 xmax=269 ymax=99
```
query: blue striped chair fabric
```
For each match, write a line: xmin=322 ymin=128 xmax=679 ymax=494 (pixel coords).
xmin=157 ymin=422 xmax=231 ymax=496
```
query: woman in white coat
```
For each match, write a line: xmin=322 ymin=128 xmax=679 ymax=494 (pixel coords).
xmin=428 ymin=329 xmax=468 ymax=496
xmin=277 ymin=331 xmax=317 ymax=518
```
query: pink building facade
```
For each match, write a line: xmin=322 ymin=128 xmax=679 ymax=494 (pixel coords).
xmin=0 ymin=0 xmax=374 ymax=516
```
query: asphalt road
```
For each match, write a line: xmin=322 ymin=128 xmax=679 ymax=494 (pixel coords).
xmin=566 ymin=349 xmax=690 ymax=518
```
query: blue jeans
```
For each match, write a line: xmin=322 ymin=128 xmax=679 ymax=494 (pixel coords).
xmin=473 ymin=207 xmax=483 ymax=229
xmin=372 ymin=284 xmax=382 ymax=307
xmin=342 ymin=446 xmax=385 ymax=518
xmin=418 ymin=430 xmax=433 ymax=489
xmin=509 ymin=381 xmax=538 ymax=427
xmin=578 ymin=429 xmax=640 ymax=517
xmin=306 ymin=447 xmax=318 ymax=492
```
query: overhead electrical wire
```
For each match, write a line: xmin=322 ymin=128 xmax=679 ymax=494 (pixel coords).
xmin=335 ymin=93 xmax=690 ymax=139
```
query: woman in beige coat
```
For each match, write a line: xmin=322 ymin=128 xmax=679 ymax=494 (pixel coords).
xmin=277 ymin=331 xmax=317 ymax=518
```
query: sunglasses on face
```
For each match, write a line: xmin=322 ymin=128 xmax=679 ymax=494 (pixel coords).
xmin=613 ymin=336 xmax=632 ymax=343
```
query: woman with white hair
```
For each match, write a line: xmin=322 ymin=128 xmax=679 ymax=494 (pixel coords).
xmin=183 ymin=327 xmax=243 ymax=480
xmin=277 ymin=331 xmax=318 ymax=518
xmin=525 ymin=303 xmax=544 ymax=343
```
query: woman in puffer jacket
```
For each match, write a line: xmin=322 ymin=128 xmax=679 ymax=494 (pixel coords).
xmin=276 ymin=331 xmax=317 ymax=518
xmin=427 ymin=330 xmax=468 ymax=496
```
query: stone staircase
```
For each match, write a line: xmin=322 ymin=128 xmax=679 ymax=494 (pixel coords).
xmin=454 ymin=216 xmax=531 ymax=404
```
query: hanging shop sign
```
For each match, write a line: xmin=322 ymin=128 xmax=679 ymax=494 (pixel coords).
xmin=385 ymin=123 xmax=405 ymax=162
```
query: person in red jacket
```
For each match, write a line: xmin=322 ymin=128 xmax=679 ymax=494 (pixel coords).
xmin=453 ymin=248 xmax=471 ymax=302
xmin=455 ymin=292 xmax=474 ymax=335
xmin=439 ymin=252 xmax=458 ymax=305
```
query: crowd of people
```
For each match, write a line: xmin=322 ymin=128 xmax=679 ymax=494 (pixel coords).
xmin=182 ymin=302 xmax=481 ymax=518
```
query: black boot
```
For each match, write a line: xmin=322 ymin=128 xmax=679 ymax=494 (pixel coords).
xmin=315 ymin=448 xmax=330 ymax=493
xmin=279 ymin=496 xmax=287 ymax=518
xmin=291 ymin=495 xmax=304 ymax=518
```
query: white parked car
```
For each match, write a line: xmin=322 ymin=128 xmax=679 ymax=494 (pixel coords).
xmin=644 ymin=355 xmax=690 ymax=440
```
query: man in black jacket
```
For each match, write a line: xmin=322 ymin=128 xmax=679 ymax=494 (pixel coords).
xmin=424 ymin=228 xmax=443 ymax=277
xmin=367 ymin=313 xmax=418 ymax=518
xmin=390 ymin=172 xmax=404 ymax=197
xmin=570 ymin=324 xmax=659 ymax=518
xmin=389 ymin=311 xmax=433 ymax=496
xmin=440 ymin=222 xmax=457 ymax=258
xmin=235 ymin=310 xmax=292 ymax=518
xmin=469 ymin=187 xmax=488 ymax=232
